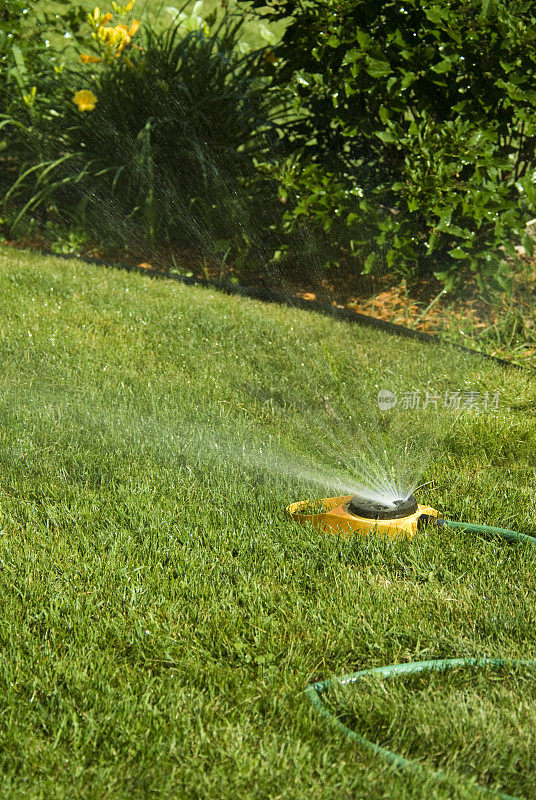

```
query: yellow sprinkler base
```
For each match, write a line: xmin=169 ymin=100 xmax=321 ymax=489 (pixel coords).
xmin=286 ymin=494 xmax=441 ymax=540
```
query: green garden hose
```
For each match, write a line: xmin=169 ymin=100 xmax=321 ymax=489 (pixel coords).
xmin=307 ymin=521 xmax=536 ymax=800
xmin=441 ymin=519 xmax=536 ymax=547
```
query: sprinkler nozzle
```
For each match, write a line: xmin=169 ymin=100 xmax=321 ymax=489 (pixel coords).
xmin=347 ymin=494 xmax=418 ymax=520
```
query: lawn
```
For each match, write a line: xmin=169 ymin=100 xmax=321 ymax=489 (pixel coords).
xmin=1 ymin=248 xmax=536 ymax=799
xmin=40 ymin=0 xmax=285 ymax=50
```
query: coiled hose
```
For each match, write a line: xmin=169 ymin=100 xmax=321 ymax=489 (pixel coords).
xmin=307 ymin=520 xmax=536 ymax=800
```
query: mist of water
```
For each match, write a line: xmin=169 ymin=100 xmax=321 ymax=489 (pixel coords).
xmin=5 ymin=3 xmax=474 ymax=507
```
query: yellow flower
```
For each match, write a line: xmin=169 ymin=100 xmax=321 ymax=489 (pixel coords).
xmin=79 ymin=53 xmax=102 ymax=64
xmin=98 ymin=25 xmax=118 ymax=44
xmin=73 ymin=89 xmax=98 ymax=111
xmin=23 ymin=86 xmax=37 ymax=107
xmin=112 ymin=0 xmax=136 ymax=10
xmin=100 ymin=24 xmax=125 ymax=44
xmin=117 ymin=21 xmax=139 ymax=37
xmin=89 ymin=7 xmax=112 ymax=27
xmin=98 ymin=19 xmax=140 ymax=54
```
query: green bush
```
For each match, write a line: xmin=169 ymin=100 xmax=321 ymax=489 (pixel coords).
xmin=0 ymin=1 xmax=39 ymax=190
xmin=2 ymin=14 xmax=282 ymax=264
xmin=242 ymin=0 xmax=536 ymax=289
xmin=0 ymin=0 xmax=36 ymax=103
xmin=0 ymin=1 xmax=88 ymax=208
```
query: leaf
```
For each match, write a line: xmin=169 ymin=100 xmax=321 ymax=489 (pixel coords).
xmin=503 ymin=240 xmax=516 ymax=257
xmin=401 ymin=70 xmax=416 ymax=88
xmin=521 ymin=231 xmax=535 ymax=257
xmin=355 ymin=28 xmax=372 ymax=49
xmin=434 ymin=270 xmax=455 ymax=291
xmin=449 ymin=247 xmax=468 ymax=259
xmin=342 ymin=48 xmax=360 ymax=65
xmin=362 ymin=252 xmax=376 ymax=273
xmin=426 ymin=233 xmax=439 ymax=254
xmin=493 ymin=269 xmax=512 ymax=292
xmin=431 ymin=58 xmax=452 ymax=73
xmin=481 ymin=0 xmax=496 ymax=18
xmin=378 ymin=106 xmax=391 ymax=124
xmin=10 ymin=44 xmax=29 ymax=91
xmin=424 ymin=6 xmax=447 ymax=24
xmin=443 ymin=224 xmax=471 ymax=239
xmin=259 ymin=22 xmax=277 ymax=45
xmin=365 ymin=57 xmax=392 ymax=78
xmin=375 ymin=129 xmax=398 ymax=143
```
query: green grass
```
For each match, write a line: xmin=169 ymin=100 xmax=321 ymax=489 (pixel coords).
xmin=332 ymin=662 xmax=536 ymax=798
xmin=1 ymin=248 xmax=536 ymax=798
xmin=39 ymin=0 xmax=284 ymax=51
xmin=138 ymin=0 xmax=282 ymax=44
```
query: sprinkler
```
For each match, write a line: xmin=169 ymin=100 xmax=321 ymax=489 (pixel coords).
xmin=287 ymin=491 xmax=536 ymax=544
xmin=290 ymin=490 xmax=536 ymax=799
xmin=287 ymin=493 xmax=442 ymax=539
xmin=292 ymin=489 xmax=536 ymax=797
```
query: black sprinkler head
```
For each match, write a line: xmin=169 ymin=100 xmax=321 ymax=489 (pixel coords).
xmin=347 ymin=494 xmax=418 ymax=520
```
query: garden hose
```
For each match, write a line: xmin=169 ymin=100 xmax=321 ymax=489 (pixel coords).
xmin=307 ymin=657 xmax=536 ymax=800
xmin=306 ymin=522 xmax=536 ymax=800
xmin=441 ymin=519 xmax=536 ymax=547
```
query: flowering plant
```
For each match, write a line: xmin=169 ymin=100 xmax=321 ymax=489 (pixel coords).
xmin=73 ymin=1 xmax=142 ymax=112
xmin=80 ymin=1 xmax=140 ymax=66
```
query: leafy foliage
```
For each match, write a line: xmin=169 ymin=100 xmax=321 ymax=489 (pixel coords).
xmin=2 ymin=14 xmax=282 ymax=262
xmin=0 ymin=1 xmax=88 ymax=206
xmin=243 ymin=0 xmax=536 ymax=288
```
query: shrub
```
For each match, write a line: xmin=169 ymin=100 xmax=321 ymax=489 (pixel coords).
xmin=3 ymin=12 xmax=283 ymax=265
xmin=0 ymin=1 xmax=88 ymax=211
xmin=241 ymin=0 xmax=536 ymax=289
